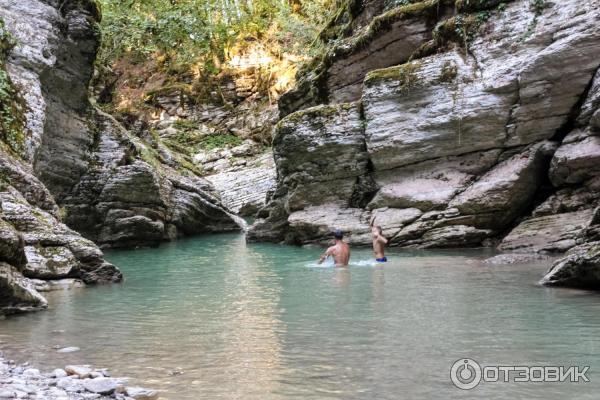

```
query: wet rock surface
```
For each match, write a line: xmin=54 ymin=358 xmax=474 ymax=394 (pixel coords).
xmin=0 ymin=356 xmax=159 ymax=400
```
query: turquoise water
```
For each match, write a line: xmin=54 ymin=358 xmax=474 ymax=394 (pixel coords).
xmin=1 ymin=233 xmax=600 ymax=399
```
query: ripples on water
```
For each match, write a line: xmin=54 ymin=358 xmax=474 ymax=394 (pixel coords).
xmin=1 ymin=233 xmax=600 ymax=399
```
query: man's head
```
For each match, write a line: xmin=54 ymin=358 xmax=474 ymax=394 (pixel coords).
xmin=333 ymin=229 xmax=344 ymax=240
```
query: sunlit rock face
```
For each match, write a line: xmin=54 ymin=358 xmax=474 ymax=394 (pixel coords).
xmin=249 ymin=0 xmax=600 ymax=251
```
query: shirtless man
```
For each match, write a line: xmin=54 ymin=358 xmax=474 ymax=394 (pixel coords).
xmin=371 ymin=218 xmax=388 ymax=262
xmin=318 ymin=229 xmax=351 ymax=267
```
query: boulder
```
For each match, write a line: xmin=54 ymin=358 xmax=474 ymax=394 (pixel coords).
xmin=0 ymin=262 xmax=47 ymax=315
xmin=0 ymin=219 xmax=25 ymax=268
xmin=0 ymin=186 xmax=121 ymax=284
xmin=273 ymin=102 xmax=368 ymax=210
xmin=82 ymin=377 xmax=120 ymax=395
xmin=287 ymin=204 xmax=370 ymax=245
xmin=65 ymin=365 xmax=92 ymax=378
xmin=449 ymin=141 xmax=556 ymax=226
xmin=367 ymin=150 xmax=500 ymax=211
xmin=22 ymin=245 xmax=78 ymax=279
xmin=540 ymin=242 xmax=600 ymax=288
xmin=499 ymin=209 xmax=595 ymax=253
xmin=549 ymin=135 xmax=600 ymax=186
xmin=370 ymin=207 xmax=423 ymax=238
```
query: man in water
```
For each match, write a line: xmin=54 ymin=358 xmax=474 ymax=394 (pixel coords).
xmin=318 ymin=229 xmax=350 ymax=267
xmin=371 ymin=218 xmax=388 ymax=262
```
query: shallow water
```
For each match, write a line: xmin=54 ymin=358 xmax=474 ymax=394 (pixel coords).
xmin=1 ymin=233 xmax=599 ymax=399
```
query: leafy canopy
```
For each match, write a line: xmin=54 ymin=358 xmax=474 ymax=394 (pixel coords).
xmin=98 ymin=0 xmax=334 ymax=73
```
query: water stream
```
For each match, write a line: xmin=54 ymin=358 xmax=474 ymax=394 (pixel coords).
xmin=1 ymin=233 xmax=599 ymax=399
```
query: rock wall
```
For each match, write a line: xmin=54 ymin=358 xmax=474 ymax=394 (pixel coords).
xmin=0 ymin=0 xmax=241 ymax=314
xmin=0 ymin=152 xmax=122 ymax=315
xmin=249 ymin=0 xmax=600 ymax=261
xmin=0 ymin=0 xmax=242 ymax=250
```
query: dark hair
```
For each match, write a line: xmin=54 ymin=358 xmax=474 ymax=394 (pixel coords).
xmin=333 ymin=229 xmax=343 ymax=239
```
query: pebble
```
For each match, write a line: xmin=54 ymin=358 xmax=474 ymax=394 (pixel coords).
xmin=22 ymin=368 xmax=40 ymax=377
xmin=52 ymin=369 xmax=68 ymax=378
xmin=0 ymin=356 xmax=158 ymax=399
xmin=56 ymin=347 xmax=80 ymax=353
xmin=65 ymin=365 xmax=92 ymax=378
xmin=82 ymin=377 xmax=119 ymax=395
xmin=9 ymin=385 xmax=35 ymax=394
xmin=56 ymin=377 xmax=83 ymax=392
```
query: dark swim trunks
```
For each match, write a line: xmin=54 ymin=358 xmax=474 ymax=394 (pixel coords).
xmin=376 ymin=257 xmax=387 ymax=262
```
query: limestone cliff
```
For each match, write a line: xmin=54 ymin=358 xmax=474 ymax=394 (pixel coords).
xmin=0 ymin=0 xmax=241 ymax=314
xmin=249 ymin=0 xmax=600 ymax=274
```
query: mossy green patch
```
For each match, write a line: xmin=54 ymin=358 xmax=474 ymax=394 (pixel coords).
xmin=0 ymin=18 xmax=26 ymax=158
xmin=280 ymin=102 xmax=357 ymax=126
xmin=364 ymin=61 xmax=422 ymax=91
xmin=199 ymin=134 xmax=242 ymax=151
xmin=172 ymin=119 xmax=198 ymax=132
xmin=439 ymin=60 xmax=458 ymax=83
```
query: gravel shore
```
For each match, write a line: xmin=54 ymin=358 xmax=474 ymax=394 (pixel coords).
xmin=0 ymin=354 xmax=158 ymax=400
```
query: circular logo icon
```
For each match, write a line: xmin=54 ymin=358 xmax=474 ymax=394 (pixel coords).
xmin=450 ymin=358 xmax=482 ymax=390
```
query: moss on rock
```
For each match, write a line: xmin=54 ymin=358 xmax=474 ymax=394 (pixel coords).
xmin=0 ymin=18 xmax=26 ymax=158
xmin=364 ymin=61 xmax=423 ymax=91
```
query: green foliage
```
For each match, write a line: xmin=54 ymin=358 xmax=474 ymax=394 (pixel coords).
xmin=365 ymin=61 xmax=422 ymax=93
xmin=98 ymin=0 xmax=334 ymax=73
xmin=522 ymin=0 xmax=546 ymax=40
xmin=172 ymin=119 xmax=199 ymax=132
xmin=199 ymin=134 xmax=242 ymax=150
xmin=0 ymin=18 xmax=25 ymax=157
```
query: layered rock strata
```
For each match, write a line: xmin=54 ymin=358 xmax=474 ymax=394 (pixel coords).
xmin=249 ymin=0 xmax=600 ymax=262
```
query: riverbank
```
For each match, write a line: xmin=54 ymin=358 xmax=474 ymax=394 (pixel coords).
xmin=0 ymin=354 xmax=158 ymax=400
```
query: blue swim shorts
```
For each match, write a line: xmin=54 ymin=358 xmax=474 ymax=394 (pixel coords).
xmin=376 ymin=257 xmax=387 ymax=262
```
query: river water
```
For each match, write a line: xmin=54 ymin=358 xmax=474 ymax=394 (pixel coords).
xmin=1 ymin=233 xmax=599 ymax=399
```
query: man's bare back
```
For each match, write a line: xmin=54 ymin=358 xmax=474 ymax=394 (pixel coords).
xmin=318 ymin=230 xmax=351 ymax=266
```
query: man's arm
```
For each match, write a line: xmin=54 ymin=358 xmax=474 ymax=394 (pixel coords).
xmin=318 ymin=247 xmax=333 ymax=264
xmin=378 ymin=235 xmax=388 ymax=245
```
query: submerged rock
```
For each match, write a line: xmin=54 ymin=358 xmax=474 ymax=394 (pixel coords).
xmin=56 ymin=347 xmax=81 ymax=354
xmin=126 ymin=387 xmax=159 ymax=400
